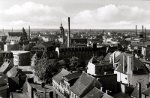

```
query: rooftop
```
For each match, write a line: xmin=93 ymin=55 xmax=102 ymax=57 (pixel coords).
xmin=83 ymin=87 xmax=104 ymax=98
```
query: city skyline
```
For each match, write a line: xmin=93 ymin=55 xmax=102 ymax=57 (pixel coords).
xmin=0 ymin=0 xmax=150 ymax=29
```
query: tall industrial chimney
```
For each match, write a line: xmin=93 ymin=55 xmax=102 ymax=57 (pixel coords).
xmin=29 ymin=25 xmax=30 ymax=40
xmin=67 ymin=17 xmax=70 ymax=47
xmin=142 ymin=25 xmax=144 ymax=33
xmin=123 ymin=54 xmax=125 ymax=73
xmin=135 ymin=25 xmax=137 ymax=36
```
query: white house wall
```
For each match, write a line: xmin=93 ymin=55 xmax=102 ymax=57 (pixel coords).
xmin=87 ymin=62 xmax=96 ymax=76
xmin=114 ymin=71 xmax=128 ymax=84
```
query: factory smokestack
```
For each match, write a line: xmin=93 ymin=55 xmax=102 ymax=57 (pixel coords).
xmin=67 ymin=17 xmax=70 ymax=47
xmin=135 ymin=25 xmax=137 ymax=35
xmin=142 ymin=25 xmax=144 ymax=33
xmin=29 ymin=25 xmax=30 ymax=40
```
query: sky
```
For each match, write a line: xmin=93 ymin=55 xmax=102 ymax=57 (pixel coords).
xmin=0 ymin=0 xmax=150 ymax=29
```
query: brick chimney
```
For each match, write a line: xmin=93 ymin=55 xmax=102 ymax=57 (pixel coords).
xmin=123 ymin=54 xmax=125 ymax=73
xmin=29 ymin=25 xmax=30 ymax=40
xmin=113 ymin=52 xmax=115 ymax=68
xmin=135 ymin=25 xmax=137 ymax=36
xmin=142 ymin=25 xmax=144 ymax=33
xmin=67 ymin=17 xmax=70 ymax=47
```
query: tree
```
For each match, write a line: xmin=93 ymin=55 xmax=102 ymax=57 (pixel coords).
xmin=31 ymin=37 xmax=43 ymax=44
xmin=33 ymin=57 xmax=59 ymax=83
xmin=69 ymin=56 xmax=80 ymax=71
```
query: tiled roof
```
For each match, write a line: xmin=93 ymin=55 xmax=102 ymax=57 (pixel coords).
xmin=142 ymin=87 xmax=150 ymax=96
xmin=115 ymin=53 xmax=149 ymax=74
xmin=6 ymin=66 xmax=18 ymax=77
xmin=0 ymin=61 xmax=11 ymax=73
xmin=131 ymin=41 xmax=150 ymax=47
xmin=102 ymin=93 xmax=113 ymax=98
xmin=70 ymin=72 xmax=101 ymax=97
xmin=63 ymin=72 xmax=81 ymax=82
xmin=89 ymin=56 xmax=112 ymax=67
xmin=83 ymin=87 xmax=104 ymax=98
xmin=52 ymin=68 xmax=70 ymax=84
xmin=0 ymin=73 xmax=8 ymax=86
xmin=8 ymin=32 xmax=22 ymax=37
xmin=103 ymin=53 xmax=111 ymax=62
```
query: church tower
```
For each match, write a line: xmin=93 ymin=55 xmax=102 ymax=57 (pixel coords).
xmin=60 ymin=23 xmax=65 ymax=44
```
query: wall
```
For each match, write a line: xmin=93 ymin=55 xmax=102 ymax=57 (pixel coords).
xmin=87 ymin=62 xmax=95 ymax=76
xmin=131 ymin=74 xmax=149 ymax=91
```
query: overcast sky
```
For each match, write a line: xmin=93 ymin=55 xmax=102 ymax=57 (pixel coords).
xmin=0 ymin=0 xmax=150 ymax=29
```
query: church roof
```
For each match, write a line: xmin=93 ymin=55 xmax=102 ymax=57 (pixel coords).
xmin=115 ymin=53 xmax=149 ymax=75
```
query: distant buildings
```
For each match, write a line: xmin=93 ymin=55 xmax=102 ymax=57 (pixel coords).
xmin=6 ymin=28 xmax=28 ymax=45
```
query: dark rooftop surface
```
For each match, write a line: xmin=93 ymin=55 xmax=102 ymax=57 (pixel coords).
xmin=70 ymin=72 xmax=101 ymax=97
xmin=63 ymin=72 xmax=82 ymax=81
xmin=52 ymin=68 xmax=70 ymax=83
xmin=83 ymin=87 xmax=104 ymax=98
xmin=115 ymin=53 xmax=149 ymax=74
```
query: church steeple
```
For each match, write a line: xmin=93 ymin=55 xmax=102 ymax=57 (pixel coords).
xmin=60 ymin=23 xmax=65 ymax=44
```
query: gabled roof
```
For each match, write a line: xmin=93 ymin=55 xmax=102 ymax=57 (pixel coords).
xmin=115 ymin=53 xmax=149 ymax=74
xmin=0 ymin=61 xmax=11 ymax=73
xmin=102 ymin=93 xmax=113 ymax=98
xmin=63 ymin=72 xmax=81 ymax=82
xmin=6 ymin=66 xmax=18 ymax=77
xmin=70 ymin=72 xmax=101 ymax=97
xmin=83 ymin=87 xmax=104 ymax=98
xmin=103 ymin=53 xmax=111 ymax=62
xmin=142 ymin=87 xmax=150 ymax=96
xmin=110 ymin=51 xmax=122 ymax=60
xmin=89 ymin=56 xmax=112 ymax=67
xmin=8 ymin=32 xmax=22 ymax=37
xmin=0 ymin=73 xmax=8 ymax=86
xmin=52 ymin=68 xmax=70 ymax=84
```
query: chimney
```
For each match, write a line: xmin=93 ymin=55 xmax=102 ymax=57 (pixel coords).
xmin=29 ymin=25 xmax=30 ymax=40
xmin=137 ymin=82 xmax=141 ymax=98
xmin=142 ymin=25 xmax=144 ymax=33
xmin=135 ymin=25 xmax=137 ymax=36
xmin=100 ymin=87 xmax=103 ymax=91
xmin=145 ymin=28 xmax=147 ymax=41
xmin=106 ymin=90 xmax=108 ymax=94
xmin=113 ymin=52 xmax=115 ymax=68
xmin=67 ymin=17 xmax=70 ymax=47
xmin=123 ymin=54 xmax=125 ymax=73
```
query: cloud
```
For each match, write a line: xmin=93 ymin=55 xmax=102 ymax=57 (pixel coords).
xmin=72 ymin=4 xmax=150 ymax=29
xmin=0 ymin=2 xmax=150 ymax=29
xmin=0 ymin=1 xmax=67 ymax=28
